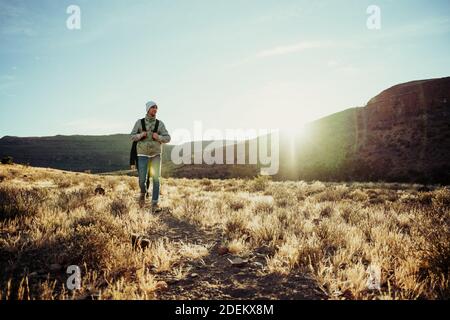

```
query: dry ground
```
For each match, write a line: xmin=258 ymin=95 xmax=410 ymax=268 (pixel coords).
xmin=0 ymin=164 xmax=449 ymax=300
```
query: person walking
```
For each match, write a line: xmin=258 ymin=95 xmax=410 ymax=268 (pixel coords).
xmin=131 ymin=101 xmax=171 ymax=212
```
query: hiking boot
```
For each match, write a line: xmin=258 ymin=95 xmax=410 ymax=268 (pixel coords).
xmin=151 ymin=203 xmax=162 ymax=213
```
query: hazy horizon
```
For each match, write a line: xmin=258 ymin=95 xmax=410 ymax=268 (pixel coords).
xmin=2 ymin=75 xmax=448 ymax=141
xmin=1 ymin=0 xmax=450 ymax=138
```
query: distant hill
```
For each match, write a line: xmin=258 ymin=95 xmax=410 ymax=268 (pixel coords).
xmin=0 ymin=134 xmax=132 ymax=173
xmin=1 ymin=77 xmax=449 ymax=183
xmin=0 ymin=135 xmax=258 ymax=177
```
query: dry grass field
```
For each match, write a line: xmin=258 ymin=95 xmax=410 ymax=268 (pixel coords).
xmin=0 ymin=164 xmax=449 ymax=300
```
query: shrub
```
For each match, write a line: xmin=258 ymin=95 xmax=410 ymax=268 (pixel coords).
xmin=181 ymin=197 xmax=206 ymax=217
xmin=1 ymin=156 xmax=13 ymax=165
xmin=200 ymin=178 xmax=212 ymax=186
xmin=417 ymin=192 xmax=433 ymax=206
xmin=307 ymin=181 xmax=326 ymax=195
xmin=433 ymin=188 xmax=450 ymax=209
xmin=225 ymin=214 xmax=249 ymax=237
xmin=272 ymin=189 xmax=295 ymax=208
xmin=226 ymin=238 xmax=248 ymax=255
xmin=226 ymin=197 xmax=247 ymax=211
xmin=249 ymin=215 xmax=283 ymax=243
xmin=320 ymin=204 xmax=334 ymax=218
xmin=0 ymin=187 xmax=44 ymax=220
xmin=249 ymin=175 xmax=270 ymax=192
xmin=253 ymin=199 xmax=274 ymax=214
xmin=57 ymin=189 xmax=92 ymax=212
xmin=109 ymin=197 xmax=129 ymax=217
xmin=349 ymin=189 xmax=369 ymax=202
xmin=54 ymin=177 xmax=72 ymax=188
xmin=67 ymin=214 xmax=129 ymax=269
xmin=315 ymin=185 xmax=349 ymax=202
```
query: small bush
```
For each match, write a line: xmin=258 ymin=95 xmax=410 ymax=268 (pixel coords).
xmin=315 ymin=185 xmax=349 ymax=202
xmin=57 ymin=189 xmax=92 ymax=212
xmin=225 ymin=214 xmax=249 ymax=237
xmin=55 ymin=178 xmax=71 ymax=188
xmin=200 ymin=178 xmax=212 ymax=186
xmin=182 ymin=197 xmax=206 ymax=217
xmin=253 ymin=199 xmax=274 ymax=214
xmin=226 ymin=238 xmax=248 ymax=255
xmin=307 ymin=181 xmax=326 ymax=195
xmin=203 ymin=182 xmax=221 ymax=192
xmin=320 ymin=205 xmax=334 ymax=218
xmin=0 ymin=187 xmax=44 ymax=220
xmin=226 ymin=197 xmax=247 ymax=211
xmin=349 ymin=189 xmax=369 ymax=202
xmin=272 ymin=189 xmax=295 ymax=207
xmin=417 ymin=192 xmax=433 ymax=206
xmin=249 ymin=175 xmax=270 ymax=192
xmin=67 ymin=214 xmax=129 ymax=269
xmin=109 ymin=197 xmax=129 ymax=217
xmin=433 ymin=188 xmax=450 ymax=209
xmin=1 ymin=156 xmax=13 ymax=165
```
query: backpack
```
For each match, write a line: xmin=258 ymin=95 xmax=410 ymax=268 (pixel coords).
xmin=129 ymin=118 xmax=160 ymax=170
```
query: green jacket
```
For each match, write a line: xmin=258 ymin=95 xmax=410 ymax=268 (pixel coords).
xmin=130 ymin=116 xmax=171 ymax=157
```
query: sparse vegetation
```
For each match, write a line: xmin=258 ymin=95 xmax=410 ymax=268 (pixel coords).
xmin=0 ymin=164 xmax=448 ymax=300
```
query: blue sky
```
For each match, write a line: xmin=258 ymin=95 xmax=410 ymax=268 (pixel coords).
xmin=1 ymin=0 xmax=449 ymax=141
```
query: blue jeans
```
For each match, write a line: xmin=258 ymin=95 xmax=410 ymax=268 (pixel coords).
xmin=137 ymin=155 xmax=161 ymax=204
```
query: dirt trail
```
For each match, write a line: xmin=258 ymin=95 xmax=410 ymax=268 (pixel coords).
xmin=143 ymin=207 xmax=327 ymax=300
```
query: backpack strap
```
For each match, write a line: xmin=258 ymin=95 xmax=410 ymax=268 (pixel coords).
xmin=131 ymin=118 xmax=148 ymax=169
xmin=153 ymin=119 xmax=160 ymax=133
xmin=151 ymin=119 xmax=160 ymax=141
xmin=140 ymin=118 xmax=147 ymax=132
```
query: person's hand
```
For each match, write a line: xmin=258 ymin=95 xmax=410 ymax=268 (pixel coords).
xmin=130 ymin=165 xmax=136 ymax=170
xmin=141 ymin=131 xmax=148 ymax=138
xmin=152 ymin=133 xmax=159 ymax=141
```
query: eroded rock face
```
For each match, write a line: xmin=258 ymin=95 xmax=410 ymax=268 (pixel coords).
xmin=363 ymin=77 xmax=450 ymax=130
xmin=354 ymin=77 xmax=450 ymax=182
xmin=278 ymin=77 xmax=450 ymax=183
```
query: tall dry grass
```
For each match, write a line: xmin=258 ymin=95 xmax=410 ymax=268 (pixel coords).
xmin=0 ymin=164 xmax=449 ymax=300
xmin=166 ymin=177 xmax=449 ymax=300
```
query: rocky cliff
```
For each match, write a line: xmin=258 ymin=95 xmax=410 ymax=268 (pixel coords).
xmin=280 ymin=77 xmax=450 ymax=183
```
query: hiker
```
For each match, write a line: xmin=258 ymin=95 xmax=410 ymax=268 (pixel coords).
xmin=130 ymin=101 xmax=171 ymax=212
